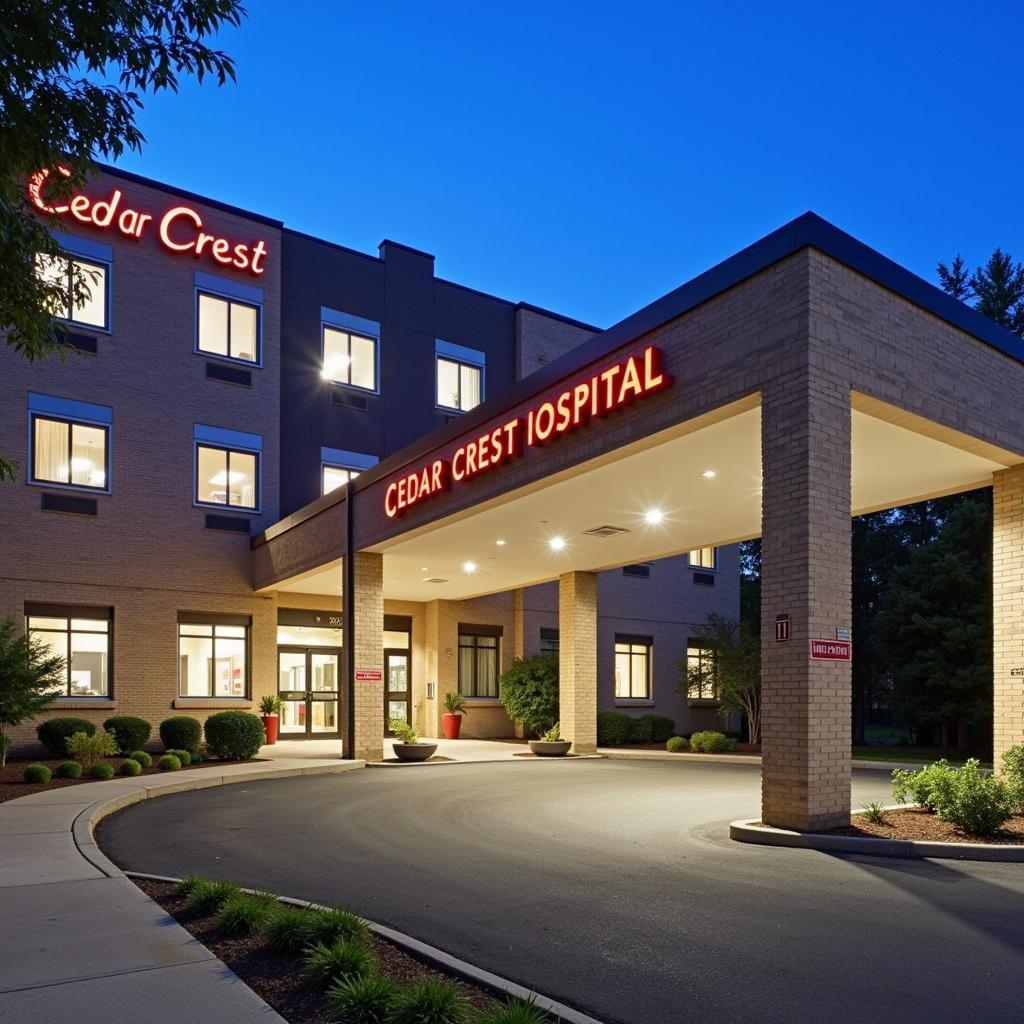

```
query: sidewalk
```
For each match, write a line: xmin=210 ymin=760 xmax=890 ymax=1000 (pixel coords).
xmin=597 ymin=747 xmax=926 ymax=772
xmin=0 ymin=752 xmax=363 ymax=1023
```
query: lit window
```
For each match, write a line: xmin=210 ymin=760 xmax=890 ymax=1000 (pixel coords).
xmin=437 ymin=356 xmax=482 ymax=412
xmin=322 ymin=465 xmax=360 ymax=495
xmin=196 ymin=444 xmax=258 ymax=510
xmin=35 ymin=252 xmax=108 ymax=329
xmin=31 ymin=416 xmax=108 ymax=490
xmin=197 ymin=292 xmax=260 ymax=363
xmin=688 ymin=546 xmax=717 ymax=570
xmin=27 ymin=608 xmax=111 ymax=697
xmin=458 ymin=627 xmax=500 ymax=698
xmin=178 ymin=617 xmax=249 ymax=697
xmin=614 ymin=636 xmax=651 ymax=699
xmin=686 ymin=644 xmax=718 ymax=701
xmin=322 ymin=326 xmax=377 ymax=391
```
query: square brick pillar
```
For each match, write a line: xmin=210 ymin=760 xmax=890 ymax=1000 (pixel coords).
xmin=513 ymin=589 xmax=526 ymax=660
xmin=559 ymin=571 xmax=597 ymax=754
xmin=760 ymin=371 xmax=852 ymax=831
xmin=350 ymin=551 xmax=384 ymax=762
xmin=993 ymin=465 xmax=1024 ymax=769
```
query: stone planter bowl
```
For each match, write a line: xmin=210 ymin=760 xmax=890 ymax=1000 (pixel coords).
xmin=392 ymin=742 xmax=438 ymax=762
xmin=529 ymin=739 xmax=572 ymax=757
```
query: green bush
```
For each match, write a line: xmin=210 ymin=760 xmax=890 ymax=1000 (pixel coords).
xmin=159 ymin=716 xmax=202 ymax=754
xmin=266 ymin=905 xmax=367 ymax=954
xmin=596 ymin=711 xmax=633 ymax=747
xmin=891 ymin=760 xmax=955 ymax=810
xmin=690 ymin=730 xmax=729 ymax=753
xmin=66 ymin=730 xmax=118 ymax=771
xmin=666 ymin=735 xmax=689 ymax=753
xmin=23 ymin=763 xmax=52 ymax=783
xmin=935 ymin=759 xmax=1011 ymax=836
xmin=204 ymin=711 xmax=264 ymax=760
xmin=120 ymin=758 xmax=142 ymax=777
xmin=56 ymin=760 xmax=82 ymax=779
xmin=478 ymin=998 xmax=553 ymax=1024
xmin=216 ymin=892 xmax=279 ymax=935
xmin=304 ymin=939 xmax=376 ymax=989
xmin=1003 ymin=744 xmax=1024 ymax=814
xmin=166 ymin=748 xmax=192 ymax=766
xmin=91 ymin=762 xmax=115 ymax=780
xmin=158 ymin=754 xmax=181 ymax=772
xmin=628 ymin=717 xmax=653 ymax=743
xmin=725 ymin=738 xmax=739 ymax=752
xmin=36 ymin=717 xmax=95 ymax=757
xmin=498 ymin=655 xmax=559 ymax=736
xmin=392 ymin=979 xmax=472 ymax=1024
xmin=639 ymin=715 xmax=676 ymax=744
xmin=128 ymin=750 xmax=152 ymax=769
xmin=102 ymin=716 xmax=151 ymax=754
xmin=266 ymin=907 xmax=318 ymax=954
xmin=187 ymin=879 xmax=242 ymax=914
xmin=325 ymin=974 xmax=398 ymax=1024
xmin=174 ymin=873 xmax=205 ymax=898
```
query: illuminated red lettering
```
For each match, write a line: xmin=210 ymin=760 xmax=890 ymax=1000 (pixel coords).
xmin=617 ymin=356 xmax=643 ymax=404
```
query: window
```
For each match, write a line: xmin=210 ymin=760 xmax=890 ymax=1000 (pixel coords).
xmin=688 ymin=546 xmax=717 ymax=570
xmin=614 ymin=636 xmax=652 ymax=700
xmin=322 ymin=465 xmax=360 ymax=495
xmin=196 ymin=444 xmax=258 ymax=510
xmin=458 ymin=626 xmax=501 ymax=698
xmin=197 ymin=292 xmax=260 ymax=363
xmin=322 ymin=326 xmax=377 ymax=391
xmin=436 ymin=356 xmax=482 ymax=412
xmin=622 ymin=563 xmax=651 ymax=578
xmin=27 ymin=607 xmax=111 ymax=697
xmin=36 ymin=252 xmax=108 ymax=329
xmin=686 ymin=644 xmax=718 ymax=701
xmin=31 ymin=416 xmax=108 ymax=490
xmin=178 ymin=616 xmax=250 ymax=697
xmin=539 ymin=627 xmax=559 ymax=655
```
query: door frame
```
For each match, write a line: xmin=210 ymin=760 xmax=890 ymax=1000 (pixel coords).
xmin=383 ymin=648 xmax=411 ymax=735
xmin=277 ymin=644 xmax=343 ymax=740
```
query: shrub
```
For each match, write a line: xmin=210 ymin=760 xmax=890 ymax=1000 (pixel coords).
xmin=325 ymin=974 xmax=398 ymax=1024
xmin=128 ymin=750 xmax=152 ymax=769
xmin=628 ymin=717 xmax=653 ymax=743
xmin=499 ymin=655 xmax=558 ymax=736
xmin=690 ymin=730 xmax=729 ymax=753
xmin=158 ymin=754 xmax=181 ymax=772
xmin=596 ymin=711 xmax=633 ymax=747
xmin=120 ymin=758 xmax=142 ymax=777
xmin=56 ymin=760 xmax=82 ymax=779
xmin=1003 ymin=744 xmax=1024 ymax=814
xmin=304 ymin=939 xmax=376 ymax=989
xmin=478 ymin=998 xmax=553 ymax=1024
xmin=174 ymin=873 xmax=205 ymax=898
xmin=166 ymin=748 xmax=192 ymax=766
xmin=216 ymin=892 xmax=279 ymax=935
xmin=860 ymin=801 xmax=888 ymax=825
xmin=159 ymin=716 xmax=202 ymax=754
xmin=392 ymin=979 xmax=472 ymax=1024
xmin=639 ymin=715 xmax=676 ymax=744
xmin=23 ymin=763 xmax=51 ymax=783
xmin=892 ymin=760 xmax=954 ymax=810
xmin=935 ymin=759 xmax=1011 ymax=836
xmin=666 ymin=736 xmax=689 ymax=753
xmin=102 ymin=716 xmax=151 ymax=754
xmin=308 ymin=907 xmax=369 ymax=946
xmin=91 ymin=762 xmax=115 ymax=780
xmin=266 ymin=907 xmax=318 ymax=954
xmin=204 ymin=711 xmax=264 ymax=760
xmin=187 ymin=879 xmax=242 ymax=914
xmin=66 ymin=729 xmax=118 ymax=771
xmin=725 ymin=738 xmax=739 ymax=752
xmin=36 ymin=717 xmax=95 ymax=757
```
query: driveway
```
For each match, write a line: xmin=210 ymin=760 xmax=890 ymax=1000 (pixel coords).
xmin=97 ymin=760 xmax=1024 ymax=1024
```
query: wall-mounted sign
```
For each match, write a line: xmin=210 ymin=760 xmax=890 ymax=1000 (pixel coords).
xmin=775 ymin=614 xmax=790 ymax=642
xmin=354 ymin=669 xmax=383 ymax=682
xmin=384 ymin=344 xmax=672 ymax=518
xmin=836 ymin=626 xmax=851 ymax=641
xmin=1010 ymin=667 xmax=1024 ymax=677
xmin=28 ymin=166 xmax=269 ymax=276
xmin=810 ymin=638 xmax=851 ymax=661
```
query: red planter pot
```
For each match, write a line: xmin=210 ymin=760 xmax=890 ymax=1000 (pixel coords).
xmin=261 ymin=714 xmax=279 ymax=745
xmin=442 ymin=713 xmax=463 ymax=740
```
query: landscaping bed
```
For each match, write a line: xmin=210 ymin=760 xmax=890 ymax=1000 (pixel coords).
xmin=827 ymin=807 xmax=1024 ymax=845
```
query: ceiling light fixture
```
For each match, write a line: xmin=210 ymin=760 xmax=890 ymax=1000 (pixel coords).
xmin=495 ymin=539 xmax=506 ymax=546
xmin=644 ymin=508 xmax=665 ymax=525
xmin=702 ymin=470 xmax=717 ymax=479
xmin=549 ymin=536 xmax=566 ymax=552
xmin=463 ymin=560 xmax=477 ymax=574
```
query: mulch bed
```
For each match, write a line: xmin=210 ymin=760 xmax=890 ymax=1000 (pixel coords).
xmin=825 ymin=807 xmax=1024 ymax=845
xmin=134 ymin=878 xmax=497 ymax=1024
xmin=0 ymin=755 xmax=263 ymax=806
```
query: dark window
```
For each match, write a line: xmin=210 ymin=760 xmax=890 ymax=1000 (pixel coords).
xmin=539 ymin=627 xmax=559 ymax=655
xmin=31 ymin=415 xmax=108 ymax=490
xmin=458 ymin=625 xmax=501 ymax=698
xmin=26 ymin=605 xmax=112 ymax=697
xmin=614 ymin=635 xmax=652 ymax=699
xmin=622 ymin=563 xmax=651 ymax=578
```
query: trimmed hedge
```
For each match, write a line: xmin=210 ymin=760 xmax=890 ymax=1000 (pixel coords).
xmin=158 ymin=754 xmax=181 ymax=772
xmin=666 ymin=736 xmax=689 ymax=753
xmin=23 ymin=763 xmax=52 ymax=784
xmin=120 ymin=758 xmax=143 ymax=777
xmin=91 ymin=762 xmax=115 ymax=780
xmin=690 ymin=730 xmax=729 ymax=753
xmin=166 ymin=748 xmax=192 ymax=766
xmin=596 ymin=711 xmax=634 ymax=747
xmin=103 ymin=716 xmax=151 ymax=754
xmin=56 ymin=760 xmax=83 ymax=779
xmin=159 ymin=716 xmax=202 ymax=754
xmin=628 ymin=717 xmax=653 ymax=743
xmin=204 ymin=711 xmax=264 ymax=760
xmin=640 ymin=714 xmax=676 ymax=744
xmin=37 ymin=717 xmax=95 ymax=757
xmin=128 ymin=750 xmax=152 ymax=769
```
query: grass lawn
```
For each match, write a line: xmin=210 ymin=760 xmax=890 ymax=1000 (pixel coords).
xmin=851 ymin=745 xmax=991 ymax=768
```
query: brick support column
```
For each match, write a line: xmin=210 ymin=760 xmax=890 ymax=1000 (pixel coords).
xmin=993 ymin=465 xmax=1024 ymax=769
xmin=513 ymin=589 xmax=525 ymax=660
xmin=350 ymin=551 xmax=383 ymax=762
xmin=559 ymin=571 xmax=597 ymax=754
xmin=760 ymin=370 xmax=852 ymax=831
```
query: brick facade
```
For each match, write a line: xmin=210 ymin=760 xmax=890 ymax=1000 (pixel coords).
xmin=559 ymin=571 xmax=598 ymax=754
xmin=993 ymin=465 xmax=1024 ymax=769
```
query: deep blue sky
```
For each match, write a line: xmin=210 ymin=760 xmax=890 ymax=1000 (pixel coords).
xmin=113 ymin=2 xmax=1024 ymax=329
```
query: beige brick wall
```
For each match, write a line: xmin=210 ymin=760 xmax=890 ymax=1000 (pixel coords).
xmin=515 ymin=307 xmax=594 ymax=381
xmin=993 ymin=465 xmax=1024 ymax=768
xmin=559 ymin=571 xmax=598 ymax=754
xmin=351 ymin=552 xmax=384 ymax=761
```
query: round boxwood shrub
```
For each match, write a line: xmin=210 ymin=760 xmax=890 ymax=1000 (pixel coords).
xmin=159 ymin=716 xmax=202 ymax=754
xmin=596 ymin=711 xmax=634 ymax=747
xmin=204 ymin=711 xmax=264 ymax=760
xmin=158 ymin=754 xmax=182 ymax=772
xmin=166 ymin=748 xmax=192 ymax=766
xmin=56 ymin=760 xmax=83 ymax=779
xmin=102 ymin=716 xmax=151 ymax=754
xmin=640 ymin=714 xmax=677 ymax=744
xmin=666 ymin=735 xmax=689 ymax=753
xmin=23 ymin=763 xmax=52 ymax=784
xmin=128 ymin=750 xmax=152 ymax=769
xmin=91 ymin=762 xmax=115 ymax=780
xmin=120 ymin=758 xmax=143 ymax=777
xmin=498 ymin=655 xmax=559 ymax=737
xmin=690 ymin=730 xmax=729 ymax=753
xmin=37 ymin=717 xmax=95 ymax=757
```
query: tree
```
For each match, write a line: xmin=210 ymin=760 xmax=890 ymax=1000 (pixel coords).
xmin=678 ymin=613 xmax=761 ymax=744
xmin=937 ymin=248 xmax=1024 ymax=335
xmin=498 ymin=655 xmax=559 ymax=737
xmin=0 ymin=1 xmax=245 ymax=481
xmin=0 ymin=617 xmax=65 ymax=766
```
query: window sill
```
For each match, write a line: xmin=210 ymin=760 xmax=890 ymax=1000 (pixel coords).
xmin=461 ymin=699 xmax=503 ymax=708
xmin=54 ymin=697 xmax=116 ymax=709
xmin=615 ymin=699 xmax=655 ymax=707
xmin=174 ymin=697 xmax=253 ymax=710
xmin=688 ymin=698 xmax=721 ymax=707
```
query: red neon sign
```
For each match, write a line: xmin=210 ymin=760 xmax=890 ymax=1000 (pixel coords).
xmin=384 ymin=345 xmax=672 ymax=518
xmin=28 ymin=167 xmax=269 ymax=276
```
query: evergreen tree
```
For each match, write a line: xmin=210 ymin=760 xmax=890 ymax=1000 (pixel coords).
xmin=0 ymin=617 xmax=65 ymax=765
xmin=937 ymin=248 xmax=1024 ymax=335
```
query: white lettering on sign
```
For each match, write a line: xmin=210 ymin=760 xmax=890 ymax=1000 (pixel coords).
xmin=775 ymin=614 xmax=790 ymax=642
xmin=354 ymin=669 xmax=383 ymax=682
xmin=809 ymin=639 xmax=851 ymax=661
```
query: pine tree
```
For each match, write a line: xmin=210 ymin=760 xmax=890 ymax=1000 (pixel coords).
xmin=0 ymin=618 xmax=65 ymax=765
xmin=937 ymin=248 xmax=1024 ymax=336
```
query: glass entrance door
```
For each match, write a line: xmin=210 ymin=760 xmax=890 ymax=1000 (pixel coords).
xmin=278 ymin=646 xmax=341 ymax=738
xmin=384 ymin=650 xmax=410 ymax=733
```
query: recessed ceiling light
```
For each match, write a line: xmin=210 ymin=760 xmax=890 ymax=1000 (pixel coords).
xmin=549 ymin=536 xmax=566 ymax=552
xmin=463 ymin=560 xmax=477 ymax=574
xmin=702 ymin=470 xmax=717 ymax=479
xmin=419 ymin=566 xmax=429 ymax=572
xmin=644 ymin=508 xmax=665 ymax=525
xmin=495 ymin=539 xmax=506 ymax=546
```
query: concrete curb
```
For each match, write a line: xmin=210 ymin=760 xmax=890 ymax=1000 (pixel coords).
xmin=729 ymin=817 xmax=1024 ymax=862
xmin=127 ymin=871 xmax=606 ymax=1024
xmin=597 ymin=749 xmax=940 ymax=772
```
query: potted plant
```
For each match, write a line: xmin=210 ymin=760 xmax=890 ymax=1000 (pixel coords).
xmin=389 ymin=718 xmax=438 ymax=762
xmin=442 ymin=691 xmax=466 ymax=739
xmin=529 ymin=722 xmax=572 ymax=757
xmin=259 ymin=694 xmax=282 ymax=745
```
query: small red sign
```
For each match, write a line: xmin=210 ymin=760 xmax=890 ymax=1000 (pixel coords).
xmin=775 ymin=614 xmax=790 ymax=642
xmin=809 ymin=639 xmax=851 ymax=661
xmin=354 ymin=669 xmax=383 ymax=682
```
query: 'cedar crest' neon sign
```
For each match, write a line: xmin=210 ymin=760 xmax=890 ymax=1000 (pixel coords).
xmin=28 ymin=166 xmax=269 ymax=276
xmin=384 ymin=344 xmax=672 ymax=518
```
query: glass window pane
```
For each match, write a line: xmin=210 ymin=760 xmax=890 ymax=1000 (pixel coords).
xmin=198 ymin=294 xmax=229 ymax=356
xmin=70 ymin=629 xmax=108 ymax=696
xmin=229 ymin=302 xmax=258 ymax=361
xmin=70 ymin=260 xmax=106 ymax=327
xmin=279 ymin=699 xmax=306 ymax=733
xmin=310 ymin=700 xmax=337 ymax=732
xmin=350 ymin=334 xmax=376 ymax=390
xmin=437 ymin=358 xmax=459 ymax=409
xmin=276 ymin=625 xmax=342 ymax=646
xmin=311 ymin=653 xmax=338 ymax=692
xmin=460 ymin=364 xmax=481 ymax=411
xmin=70 ymin=423 xmax=106 ymax=488
xmin=34 ymin=418 xmax=69 ymax=483
xmin=323 ymin=466 xmax=349 ymax=494
xmin=180 ymin=623 xmax=214 ymax=637
xmin=179 ymin=634 xmax=213 ymax=695
xmin=70 ymin=618 xmax=108 ymax=632
xmin=197 ymin=445 xmax=228 ymax=505
xmin=383 ymin=630 xmax=410 ymax=649
xmin=213 ymin=636 xmax=246 ymax=696
xmin=458 ymin=644 xmax=475 ymax=696
xmin=36 ymin=253 xmax=69 ymax=317
xmin=322 ymin=327 xmax=351 ymax=383
xmin=476 ymin=647 xmax=497 ymax=697
xmin=32 ymin=629 xmax=68 ymax=689
xmin=278 ymin=651 xmax=306 ymax=692
xmin=228 ymin=450 xmax=257 ymax=509
xmin=614 ymin=650 xmax=630 ymax=698
xmin=29 ymin=616 xmax=68 ymax=630
xmin=216 ymin=624 xmax=247 ymax=638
